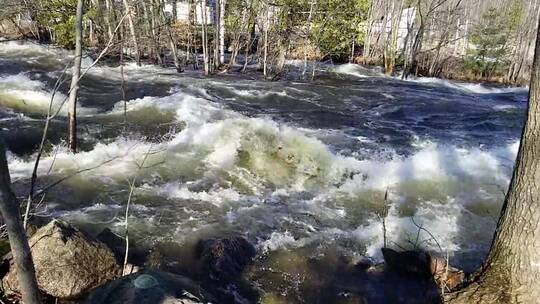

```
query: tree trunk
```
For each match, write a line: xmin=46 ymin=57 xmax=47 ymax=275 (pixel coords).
xmin=303 ymin=0 xmax=315 ymax=77
xmin=104 ymin=0 xmax=115 ymax=41
xmin=219 ymin=0 xmax=226 ymax=65
xmin=123 ymin=0 xmax=141 ymax=66
xmin=68 ymin=0 xmax=84 ymax=153
xmin=263 ymin=2 xmax=269 ymax=78
xmin=0 ymin=141 xmax=41 ymax=304
xmin=159 ymin=2 xmax=181 ymax=72
xmin=172 ymin=0 xmax=177 ymax=21
xmin=446 ymin=15 xmax=540 ymax=304
xmin=201 ymin=0 xmax=210 ymax=75
xmin=363 ymin=0 xmax=374 ymax=63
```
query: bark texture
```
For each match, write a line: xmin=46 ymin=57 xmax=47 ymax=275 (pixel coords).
xmin=0 ymin=141 xmax=41 ymax=304
xmin=68 ymin=0 xmax=84 ymax=153
xmin=446 ymin=15 xmax=540 ymax=304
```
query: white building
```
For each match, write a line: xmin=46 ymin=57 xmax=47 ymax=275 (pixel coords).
xmin=163 ymin=0 xmax=215 ymax=25
xmin=372 ymin=7 xmax=417 ymax=50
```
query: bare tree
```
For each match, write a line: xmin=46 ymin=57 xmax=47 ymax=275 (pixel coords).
xmin=0 ymin=140 xmax=41 ymax=304
xmin=218 ymin=0 xmax=226 ymax=65
xmin=122 ymin=0 xmax=141 ymax=66
xmin=263 ymin=1 xmax=269 ymax=77
xmin=200 ymin=0 xmax=210 ymax=75
xmin=67 ymin=0 xmax=84 ymax=153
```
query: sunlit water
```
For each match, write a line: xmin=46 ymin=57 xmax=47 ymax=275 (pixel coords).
xmin=0 ymin=41 xmax=528 ymax=303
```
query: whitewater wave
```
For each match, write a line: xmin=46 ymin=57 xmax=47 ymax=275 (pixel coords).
xmin=0 ymin=73 xmax=97 ymax=115
xmin=332 ymin=63 xmax=386 ymax=78
xmin=407 ymin=76 xmax=528 ymax=94
xmin=2 ymin=42 xmax=522 ymax=265
xmin=8 ymin=87 xmax=519 ymax=263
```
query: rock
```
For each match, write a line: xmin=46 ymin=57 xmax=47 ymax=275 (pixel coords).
xmin=97 ymin=228 xmax=146 ymax=266
xmin=196 ymin=237 xmax=256 ymax=283
xmin=382 ymin=248 xmax=431 ymax=277
xmin=96 ymin=228 xmax=126 ymax=263
xmin=84 ymin=270 xmax=215 ymax=304
xmin=2 ymin=220 xmax=121 ymax=299
xmin=382 ymin=248 xmax=464 ymax=290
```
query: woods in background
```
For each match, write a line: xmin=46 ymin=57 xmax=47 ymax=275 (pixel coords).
xmin=1 ymin=0 xmax=539 ymax=84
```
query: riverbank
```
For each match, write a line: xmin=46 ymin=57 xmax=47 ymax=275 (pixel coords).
xmin=1 ymin=36 xmax=528 ymax=88
xmin=0 ymin=219 xmax=464 ymax=303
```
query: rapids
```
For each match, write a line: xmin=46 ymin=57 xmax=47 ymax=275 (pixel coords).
xmin=0 ymin=41 xmax=529 ymax=302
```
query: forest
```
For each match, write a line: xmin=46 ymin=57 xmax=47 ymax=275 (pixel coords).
xmin=1 ymin=0 xmax=539 ymax=84
xmin=0 ymin=0 xmax=540 ymax=304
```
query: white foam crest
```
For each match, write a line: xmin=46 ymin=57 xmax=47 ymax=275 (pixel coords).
xmin=8 ymin=139 xmax=165 ymax=182
xmin=108 ymin=90 xmax=239 ymax=125
xmin=158 ymin=183 xmax=242 ymax=206
xmin=407 ymin=76 xmax=528 ymax=94
xmin=354 ymin=202 xmax=463 ymax=260
xmin=227 ymin=88 xmax=289 ymax=99
xmin=331 ymin=141 xmax=516 ymax=196
xmin=258 ymin=231 xmax=300 ymax=252
xmin=168 ymin=117 xmax=359 ymax=192
xmin=0 ymin=73 xmax=96 ymax=115
xmin=10 ymin=98 xmax=358 ymax=193
xmin=332 ymin=63 xmax=385 ymax=78
xmin=0 ymin=41 xmax=60 ymax=55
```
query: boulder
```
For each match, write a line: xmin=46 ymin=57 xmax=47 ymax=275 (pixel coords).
xmin=84 ymin=270 xmax=214 ymax=304
xmin=196 ymin=237 xmax=256 ymax=283
xmin=2 ymin=220 xmax=121 ymax=299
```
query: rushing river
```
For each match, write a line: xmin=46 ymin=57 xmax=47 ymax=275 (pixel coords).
xmin=0 ymin=41 xmax=529 ymax=303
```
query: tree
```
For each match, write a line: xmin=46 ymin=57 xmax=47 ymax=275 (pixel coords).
xmin=446 ymin=14 xmax=540 ymax=304
xmin=200 ymin=0 xmax=210 ymax=75
xmin=310 ymin=0 xmax=369 ymax=61
xmin=67 ymin=0 xmax=84 ymax=153
xmin=122 ymin=0 xmax=141 ymax=66
xmin=0 ymin=140 xmax=41 ymax=304
xmin=465 ymin=5 xmax=521 ymax=79
xmin=218 ymin=0 xmax=226 ymax=65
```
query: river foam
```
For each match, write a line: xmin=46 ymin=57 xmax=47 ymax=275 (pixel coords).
xmin=404 ymin=76 xmax=528 ymax=94
xmin=0 ymin=73 xmax=97 ymax=115
xmin=7 ymin=87 xmax=518 ymax=265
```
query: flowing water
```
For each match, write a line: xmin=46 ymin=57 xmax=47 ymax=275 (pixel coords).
xmin=0 ymin=41 xmax=529 ymax=303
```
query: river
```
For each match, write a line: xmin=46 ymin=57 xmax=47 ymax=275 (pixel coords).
xmin=0 ymin=41 xmax=529 ymax=303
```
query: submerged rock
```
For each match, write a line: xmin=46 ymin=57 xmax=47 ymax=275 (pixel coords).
xmin=2 ymin=220 xmax=121 ymax=299
xmin=196 ymin=237 xmax=256 ymax=283
xmin=84 ymin=270 xmax=214 ymax=304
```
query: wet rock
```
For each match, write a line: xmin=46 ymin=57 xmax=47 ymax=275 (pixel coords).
xmin=382 ymin=248 xmax=464 ymax=290
xmin=2 ymin=220 xmax=121 ymax=299
xmin=382 ymin=248 xmax=432 ymax=278
xmin=97 ymin=228 xmax=146 ymax=266
xmin=84 ymin=270 xmax=214 ymax=304
xmin=196 ymin=237 xmax=256 ymax=283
